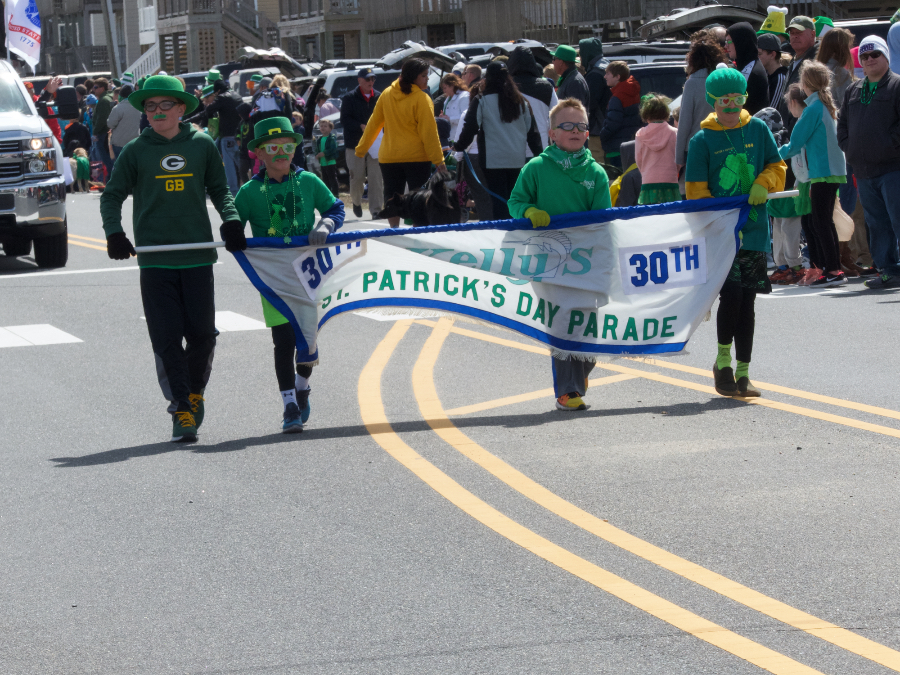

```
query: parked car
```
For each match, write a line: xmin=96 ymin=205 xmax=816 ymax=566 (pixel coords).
xmin=179 ymin=71 xmax=209 ymax=97
xmin=229 ymin=66 xmax=281 ymax=99
xmin=602 ymin=41 xmax=690 ymax=65
xmin=436 ymin=43 xmax=497 ymax=60
xmin=626 ymin=62 xmax=688 ymax=102
xmin=834 ymin=17 xmax=891 ymax=45
xmin=0 ymin=60 xmax=77 ymax=268
xmin=639 ymin=5 xmax=765 ymax=40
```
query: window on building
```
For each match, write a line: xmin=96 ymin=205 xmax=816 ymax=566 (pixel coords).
xmin=427 ymin=24 xmax=455 ymax=47
xmin=332 ymin=34 xmax=345 ymax=60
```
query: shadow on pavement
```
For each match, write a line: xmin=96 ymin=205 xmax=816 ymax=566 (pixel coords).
xmin=51 ymin=399 xmax=738 ymax=467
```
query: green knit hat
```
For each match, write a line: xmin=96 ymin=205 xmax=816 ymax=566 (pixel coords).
xmin=247 ymin=116 xmax=302 ymax=151
xmin=128 ymin=74 xmax=199 ymax=114
xmin=705 ymin=64 xmax=747 ymax=107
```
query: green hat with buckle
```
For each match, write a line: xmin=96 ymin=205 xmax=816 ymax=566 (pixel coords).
xmin=550 ymin=44 xmax=579 ymax=63
xmin=128 ymin=74 xmax=199 ymax=114
xmin=247 ymin=116 xmax=302 ymax=151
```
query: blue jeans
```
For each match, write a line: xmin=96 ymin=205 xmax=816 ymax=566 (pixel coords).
xmin=217 ymin=136 xmax=240 ymax=196
xmin=839 ymin=164 xmax=857 ymax=215
xmin=856 ymin=170 xmax=900 ymax=275
xmin=96 ymin=139 xmax=114 ymax=178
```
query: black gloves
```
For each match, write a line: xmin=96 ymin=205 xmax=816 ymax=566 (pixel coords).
xmin=107 ymin=232 xmax=136 ymax=260
xmin=220 ymin=220 xmax=247 ymax=252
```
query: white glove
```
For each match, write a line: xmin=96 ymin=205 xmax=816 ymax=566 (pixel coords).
xmin=308 ymin=217 xmax=334 ymax=246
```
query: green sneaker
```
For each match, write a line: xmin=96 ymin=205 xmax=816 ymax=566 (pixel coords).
xmin=171 ymin=405 xmax=198 ymax=443
xmin=188 ymin=392 xmax=205 ymax=429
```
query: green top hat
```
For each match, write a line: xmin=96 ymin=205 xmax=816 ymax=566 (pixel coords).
xmin=128 ymin=74 xmax=199 ymax=114
xmin=200 ymin=84 xmax=215 ymax=98
xmin=206 ymin=69 xmax=222 ymax=83
xmin=247 ymin=116 xmax=303 ymax=151
xmin=550 ymin=44 xmax=578 ymax=63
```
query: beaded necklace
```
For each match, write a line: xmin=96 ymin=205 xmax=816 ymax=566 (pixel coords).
xmin=260 ymin=169 xmax=306 ymax=243
xmin=861 ymin=78 xmax=878 ymax=105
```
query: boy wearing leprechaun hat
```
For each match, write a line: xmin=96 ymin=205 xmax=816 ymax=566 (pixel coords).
xmin=686 ymin=64 xmax=786 ymax=399
xmin=223 ymin=116 xmax=345 ymax=433
xmin=100 ymin=74 xmax=242 ymax=444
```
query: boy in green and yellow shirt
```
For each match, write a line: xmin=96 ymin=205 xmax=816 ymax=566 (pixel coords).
xmin=508 ymin=98 xmax=612 ymax=412
xmin=223 ymin=117 xmax=345 ymax=433
xmin=100 ymin=75 xmax=241 ymax=443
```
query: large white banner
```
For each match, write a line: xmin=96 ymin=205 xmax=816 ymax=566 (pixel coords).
xmin=233 ymin=197 xmax=751 ymax=363
xmin=5 ymin=0 xmax=41 ymax=70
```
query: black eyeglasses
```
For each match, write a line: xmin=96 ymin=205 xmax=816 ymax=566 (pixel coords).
xmin=143 ymin=100 xmax=179 ymax=112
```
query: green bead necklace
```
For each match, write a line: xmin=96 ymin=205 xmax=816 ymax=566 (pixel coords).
xmin=260 ymin=170 xmax=307 ymax=243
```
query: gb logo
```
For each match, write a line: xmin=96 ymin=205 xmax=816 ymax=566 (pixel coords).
xmin=160 ymin=155 xmax=187 ymax=172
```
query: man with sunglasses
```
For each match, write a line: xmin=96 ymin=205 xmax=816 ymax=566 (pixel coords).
xmin=100 ymin=75 xmax=241 ymax=443
xmin=838 ymin=35 xmax=900 ymax=289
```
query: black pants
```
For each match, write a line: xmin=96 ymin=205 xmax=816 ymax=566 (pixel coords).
xmin=483 ymin=167 xmax=521 ymax=220
xmin=140 ymin=265 xmax=217 ymax=408
xmin=716 ymin=281 xmax=756 ymax=363
xmin=321 ymin=164 xmax=340 ymax=198
xmin=271 ymin=323 xmax=314 ymax=391
xmin=803 ymin=182 xmax=841 ymax=273
xmin=380 ymin=161 xmax=432 ymax=205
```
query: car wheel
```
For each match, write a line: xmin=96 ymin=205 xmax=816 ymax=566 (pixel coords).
xmin=33 ymin=220 xmax=68 ymax=268
xmin=3 ymin=238 xmax=32 ymax=257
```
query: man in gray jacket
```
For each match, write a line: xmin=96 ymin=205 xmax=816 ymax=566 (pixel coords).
xmin=838 ymin=35 xmax=900 ymax=289
xmin=551 ymin=45 xmax=589 ymax=109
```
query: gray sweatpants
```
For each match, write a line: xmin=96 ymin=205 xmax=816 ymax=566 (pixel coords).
xmin=552 ymin=357 xmax=595 ymax=398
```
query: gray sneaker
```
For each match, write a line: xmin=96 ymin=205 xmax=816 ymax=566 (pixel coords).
xmin=864 ymin=274 xmax=897 ymax=289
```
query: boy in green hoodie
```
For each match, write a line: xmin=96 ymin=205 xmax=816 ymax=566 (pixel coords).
xmin=685 ymin=65 xmax=786 ymax=398
xmin=100 ymin=75 xmax=241 ymax=443
xmin=508 ymin=98 xmax=612 ymax=411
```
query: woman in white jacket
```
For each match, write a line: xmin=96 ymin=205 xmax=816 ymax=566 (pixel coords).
xmin=439 ymin=74 xmax=470 ymax=140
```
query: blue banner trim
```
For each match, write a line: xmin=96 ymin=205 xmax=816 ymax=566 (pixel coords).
xmin=244 ymin=195 xmax=753 ymax=251
xmin=322 ymin=298 xmax=687 ymax=356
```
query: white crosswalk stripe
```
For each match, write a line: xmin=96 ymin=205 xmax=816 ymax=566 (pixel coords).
xmin=0 ymin=324 xmax=82 ymax=347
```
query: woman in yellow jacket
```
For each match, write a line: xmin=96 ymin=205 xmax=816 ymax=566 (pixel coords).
xmin=355 ymin=59 xmax=448 ymax=227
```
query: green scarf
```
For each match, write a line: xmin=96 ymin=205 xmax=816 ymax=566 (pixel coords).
xmin=543 ymin=143 xmax=594 ymax=183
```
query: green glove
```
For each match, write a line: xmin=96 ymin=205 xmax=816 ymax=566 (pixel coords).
xmin=524 ymin=207 xmax=551 ymax=228
xmin=748 ymin=183 xmax=768 ymax=205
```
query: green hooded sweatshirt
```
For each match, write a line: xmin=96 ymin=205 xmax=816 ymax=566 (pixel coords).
xmin=101 ymin=122 xmax=239 ymax=268
xmin=508 ymin=144 xmax=612 ymax=218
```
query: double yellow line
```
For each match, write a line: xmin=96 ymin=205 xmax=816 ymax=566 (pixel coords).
xmin=358 ymin=318 xmax=900 ymax=674
xmin=69 ymin=233 xmax=106 ymax=251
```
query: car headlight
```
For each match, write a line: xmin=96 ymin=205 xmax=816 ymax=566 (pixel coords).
xmin=27 ymin=136 xmax=52 ymax=150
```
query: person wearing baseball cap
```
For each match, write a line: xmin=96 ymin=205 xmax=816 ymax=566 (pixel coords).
xmin=340 ymin=67 xmax=384 ymax=218
xmin=838 ymin=34 xmax=900 ymax=289
xmin=551 ymin=44 xmax=589 ymax=108
xmin=775 ymin=15 xmax=819 ymax=133
xmin=757 ymin=32 xmax=789 ymax=107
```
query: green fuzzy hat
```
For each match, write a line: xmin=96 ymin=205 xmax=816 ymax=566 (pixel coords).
xmin=705 ymin=64 xmax=747 ymax=107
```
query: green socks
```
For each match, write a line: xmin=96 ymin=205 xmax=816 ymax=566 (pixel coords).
xmin=716 ymin=343 xmax=732 ymax=370
xmin=735 ymin=361 xmax=750 ymax=380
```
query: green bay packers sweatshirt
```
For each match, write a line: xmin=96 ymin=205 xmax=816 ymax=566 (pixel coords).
xmin=100 ymin=123 xmax=239 ymax=268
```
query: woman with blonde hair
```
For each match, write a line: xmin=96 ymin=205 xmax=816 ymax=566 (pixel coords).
xmin=778 ymin=60 xmax=847 ymax=286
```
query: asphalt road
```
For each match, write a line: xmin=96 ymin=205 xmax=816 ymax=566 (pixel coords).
xmin=2 ymin=192 xmax=900 ymax=674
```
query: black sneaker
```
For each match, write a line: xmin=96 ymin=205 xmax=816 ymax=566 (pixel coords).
xmin=713 ymin=363 xmax=737 ymax=397
xmin=282 ymin=402 xmax=303 ymax=433
xmin=865 ymin=274 xmax=897 ymax=289
xmin=811 ymin=272 xmax=846 ymax=287
xmin=858 ymin=266 xmax=879 ymax=277
xmin=353 ymin=204 xmax=363 ymax=218
xmin=296 ymin=386 xmax=311 ymax=424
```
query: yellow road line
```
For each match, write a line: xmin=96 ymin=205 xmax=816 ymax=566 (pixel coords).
xmin=68 ymin=239 xmax=106 ymax=251
xmin=68 ymin=233 xmax=107 ymax=244
xmin=413 ymin=317 xmax=900 ymax=672
xmin=630 ymin=356 xmax=900 ymax=422
xmin=360 ymin=321 xmax=825 ymax=675
xmin=414 ymin=320 xmax=900 ymax=440
xmin=444 ymin=373 xmax=637 ymax=416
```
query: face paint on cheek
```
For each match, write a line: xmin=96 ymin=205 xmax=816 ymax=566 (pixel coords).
xmin=153 ymin=113 xmax=167 ymax=120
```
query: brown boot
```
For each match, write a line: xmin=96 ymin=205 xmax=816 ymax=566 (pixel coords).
xmin=713 ymin=363 xmax=738 ymax=396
